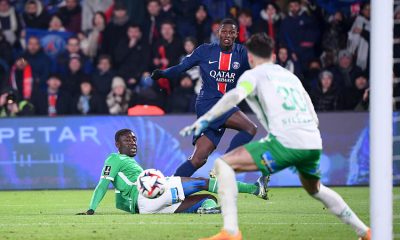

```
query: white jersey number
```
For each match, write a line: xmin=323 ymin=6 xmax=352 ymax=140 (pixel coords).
xmin=276 ymin=86 xmax=307 ymax=112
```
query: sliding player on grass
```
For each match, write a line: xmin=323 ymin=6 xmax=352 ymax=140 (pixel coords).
xmin=77 ymin=129 xmax=269 ymax=215
xmin=151 ymin=18 xmax=258 ymax=177
xmin=181 ymin=34 xmax=371 ymax=240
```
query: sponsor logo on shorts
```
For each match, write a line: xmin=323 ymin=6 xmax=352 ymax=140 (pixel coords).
xmin=103 ymin=166 xmax=111 ymax=176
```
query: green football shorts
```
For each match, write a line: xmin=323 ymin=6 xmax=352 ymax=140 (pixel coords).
xmin=244 ymin=135 xmax=322 ymax=179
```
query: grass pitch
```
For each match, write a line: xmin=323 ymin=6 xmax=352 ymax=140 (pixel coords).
xmin=0 ymin=187 xmax=399 ymax=240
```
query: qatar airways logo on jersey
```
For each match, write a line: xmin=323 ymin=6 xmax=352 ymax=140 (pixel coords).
xmin=209 ymin=70 xmax=236 ymax=83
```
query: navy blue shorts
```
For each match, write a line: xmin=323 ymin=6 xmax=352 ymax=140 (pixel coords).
xmin=193 ymin=99 xmax=240 ymax=146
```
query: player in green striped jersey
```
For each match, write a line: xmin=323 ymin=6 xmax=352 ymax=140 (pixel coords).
xmin=77 ymin=129 xmax=269 ymax=215
xmin=181 ymin=33 xmax=370 ymax=240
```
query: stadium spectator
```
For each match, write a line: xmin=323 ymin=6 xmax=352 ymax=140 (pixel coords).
xmin=32 ymin=74 xmax=72 ymax=116
xmin=62 ymin=56 xmax=90 ymax=96
xmin=339 ymin=72 xmax=369 ymax=111
xmin=91 ymin=55 xmax=114 ymax=98
xmin=329 ymin=49 xmax=363 ymax=90
xmin=159 ymin=0 xmax=175 ymax=21
xmin=181 ymin=37 xmax=202 ymax=94
xmin=134 ymin=78 xmax=166 ymax=110
xmin=72 ymin=80 xmax=107 ymax=115
xmin=167 ymin=74 xmax=196 ymax=113
xmin=276 ymin=46 xmax=294 ymax=73
xmin=311 ymin=70 xmax=339 ymax=112
xmin=48 ymin=14 xmax=66 ymax=31
xmin=153 ymin=21 xmax=183 ymax=70
xmin=0 ymin=30 xmax=13 ymax=66
xmin=321 ymin=11 xmax=349 ymax=52
xmin=81 ymin=0 xmax=113 ymax=32
xmin=142 ymin=0 xmax=164 ymax=45
xmin=172 ymin=0 xmax=200 ymax=38
xmin=102 ymin=2 xmax=130 ymax=56
xmin=347 ymin=2 xmax=370 ymax=72
xmin=21 ymin=36 xmax=52 ymax=90
xmin=237 ymin=9 xmax=254 ymax=44
xmin=255 ymin=2 xmax=281 ymax=46
xmin=57 ymin=0 xmax=82 ymax=33
xmin=79 ymin=11 xmax=106 ymax=59
xmin=55 ymin=36 xmax=93 ymax=75
xmin=106 ymin=76 xmax=132 ymax=115
xmin=0 ymin=88 xmax=34 ymax=117
xmin=22 ymin=0 xmax=50 ymax=30
xmin=118 ymin=0 xmax=146 ymax=26
xmin=320 ymin=49 xmax=337 ymax=69
xmin=303 ymin=58 xmax=322 ymax=91
xmin=202 ymin=0 xmax=234 ymax=22
xmin=188 ymin=4 xmax=211 ymax=44
xmin=209 ymin=20 xmax=220 ymax=44
xmin=9 ymin=57 xmax=35 ymax=101
xmin=113 ymin=24 xmax=150 ymax=89
xmin=0 ymin=0 xmax=22 ymax=46
xmin=279 ymin=0 xmax=320 ymax=71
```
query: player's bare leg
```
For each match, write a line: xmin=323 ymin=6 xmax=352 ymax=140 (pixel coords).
xmin=200 ymin=147 xmax=257 ymax=240
xmin=174 ymin=136 xmax=216 ymax=176
xmin=223 ymin=111 xmax=257 ymax=153
xmin=299 ymin=174 xmax=370 ymax=240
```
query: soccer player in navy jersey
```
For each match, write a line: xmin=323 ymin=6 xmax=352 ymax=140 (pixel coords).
xmin=151 ymin=18 xmax=258 ymax=177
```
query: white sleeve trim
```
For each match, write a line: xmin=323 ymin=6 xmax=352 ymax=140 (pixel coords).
xmin=100 ymin=176 xmax=114 ymax=181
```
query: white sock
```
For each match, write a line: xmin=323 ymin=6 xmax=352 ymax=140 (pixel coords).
xmin=312 ymin=184 xmax=369 ymax=237
xmin=214 ymin=158 xmax=239 ymax=235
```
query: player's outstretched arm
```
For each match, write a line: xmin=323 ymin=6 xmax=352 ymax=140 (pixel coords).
xmin=151 ymin=45 xmax=204 ymax=81
xmin=76 ymin=178 xmax=110 ymax=215
xmin=180 ymin=85 xmax=250 ymax=137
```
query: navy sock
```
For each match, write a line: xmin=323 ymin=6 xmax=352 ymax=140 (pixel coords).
xmin=174 ymin=161 xmax=198 ymax=177
xmin=226 ymin=130 xmax=254 ymax=153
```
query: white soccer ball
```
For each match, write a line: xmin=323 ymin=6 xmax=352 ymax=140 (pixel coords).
xmin=137 ymin=169 xmax=166 ymax=199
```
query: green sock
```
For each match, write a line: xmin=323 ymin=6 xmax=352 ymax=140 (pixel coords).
xmin=201 ymin=199 xmax=218 ymax=209
xmin=208 ymin=178 xmax=258 ymax=194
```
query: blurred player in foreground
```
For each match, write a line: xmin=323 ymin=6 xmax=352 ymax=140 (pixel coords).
xmin=77 ymin=129 xmax=269 ymax=215
xmin=181 ymin=34 xmax=370 ymax=240
xmin=151 ymin=18 xmax=257 ymax=177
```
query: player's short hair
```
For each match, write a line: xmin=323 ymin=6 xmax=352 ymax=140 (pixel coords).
xmin=245 ymin=33 xmax=274 ymax=59
xmin=220 ymin=18 xmax=238 ymax=28
xmin=115 ymin=129 xmax=133 ymax=142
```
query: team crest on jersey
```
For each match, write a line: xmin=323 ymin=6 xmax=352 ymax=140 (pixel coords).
xmin=103 ymin=166 xmax=111 ymax=176
xmin=232 ymin=62 xmax=240 ymax=69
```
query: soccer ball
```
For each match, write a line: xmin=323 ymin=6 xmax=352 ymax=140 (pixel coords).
xmin=137 ymin=169 xmax=166 ymax=199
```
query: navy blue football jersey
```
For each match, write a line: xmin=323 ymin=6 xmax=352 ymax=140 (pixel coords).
xmin=162 ymin=43 xmax=250 ymax=103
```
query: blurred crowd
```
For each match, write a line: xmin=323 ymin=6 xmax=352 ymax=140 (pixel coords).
xmin=0 ymin=0 xmax=398 ymax=117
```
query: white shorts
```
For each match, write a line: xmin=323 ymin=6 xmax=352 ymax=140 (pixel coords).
xmin=138 ymin=176 xmax=185 ymax=214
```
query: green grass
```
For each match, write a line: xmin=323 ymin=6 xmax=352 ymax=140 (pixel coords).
xmin=0 ymin=187 xmax=399 ymax=240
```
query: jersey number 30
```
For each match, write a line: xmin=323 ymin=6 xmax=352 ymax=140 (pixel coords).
xmin=276 ymin=86 xmax=307 ymax=112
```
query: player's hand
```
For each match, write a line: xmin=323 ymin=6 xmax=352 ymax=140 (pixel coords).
xmin=76 ymin=209 xmax=94 ymax=215
xmin=180 ymin=118 xmax=209 ymax=137
xmin=150 ymin=69 xmax=163 ymax=80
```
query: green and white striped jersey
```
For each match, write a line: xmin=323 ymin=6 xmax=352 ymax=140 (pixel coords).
xmin=238 ymin=63 xmax=322 ymax=149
